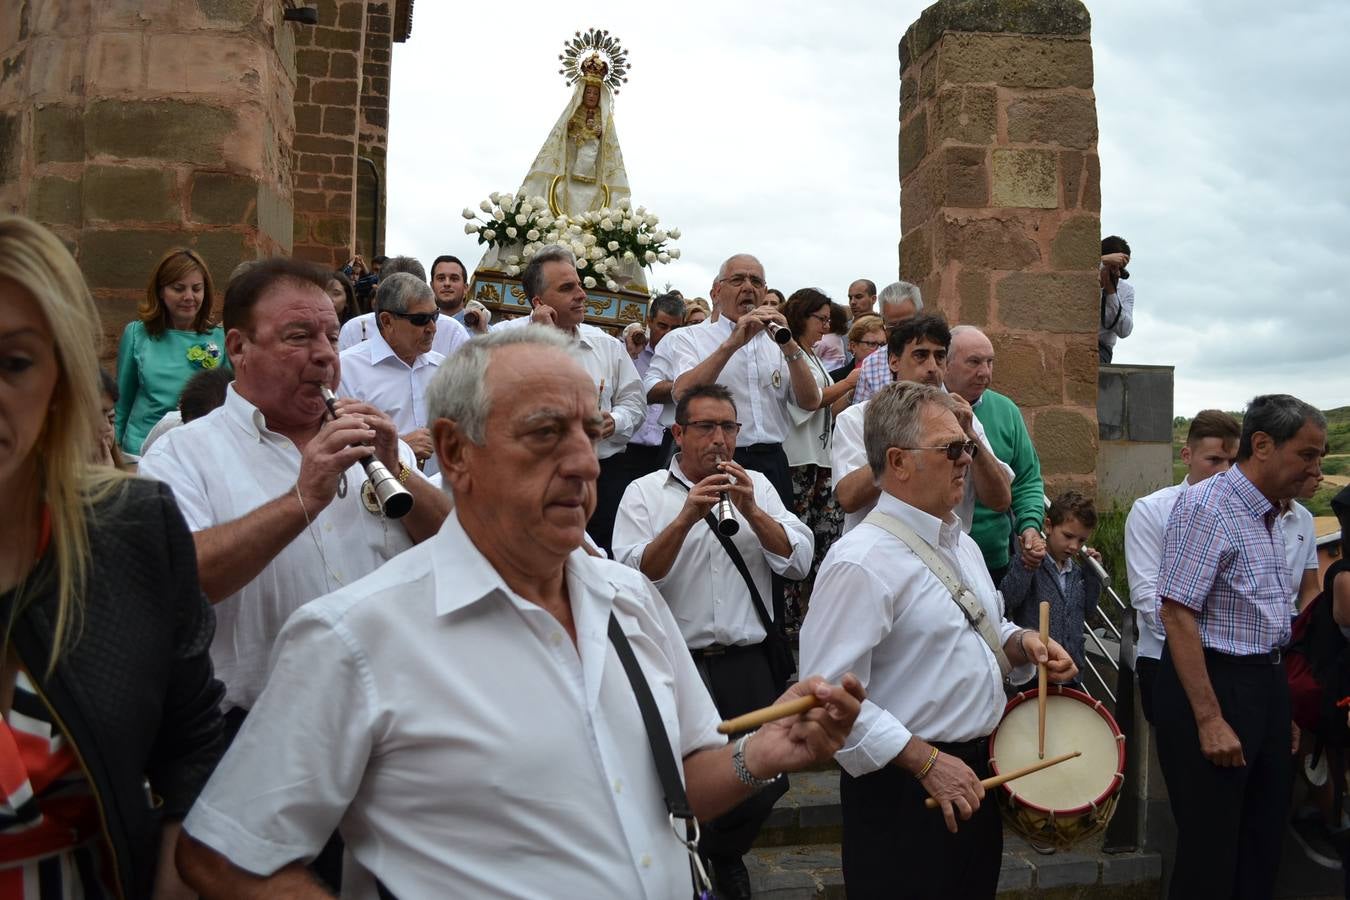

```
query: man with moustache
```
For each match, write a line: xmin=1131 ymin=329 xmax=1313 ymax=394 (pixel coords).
xmin=832 ymin=314 xmax=1010 ymax=535
xmin=613 ymin=383 xmax=814 ymax=897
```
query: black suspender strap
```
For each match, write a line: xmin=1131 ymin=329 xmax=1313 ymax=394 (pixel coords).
xmin=607 ymin=613 xmax=715 ymax=898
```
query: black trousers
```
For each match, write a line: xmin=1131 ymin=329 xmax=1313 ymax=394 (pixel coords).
xmin=1154 ymin=645 xmax=1291 ymax=900
xmin=732 ymin=442 xmax=792 ymax=625
xmin=840 ymin=737 xmax=1001 ymax=899
xmin=589 ymin=442 xmax=669 ymax=554
xmin=693 ymin=642 xmax=788 ymax=859
xmin=1135 ymin=654 xmax=1159 ymax=724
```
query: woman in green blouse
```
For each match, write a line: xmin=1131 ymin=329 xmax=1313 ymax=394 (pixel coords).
xmin=115 ymin=248 xmax=228 ymax=455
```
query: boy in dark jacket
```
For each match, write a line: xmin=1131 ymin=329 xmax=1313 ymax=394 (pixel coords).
xmin=1001 ymin=491 xmax=1103 ymax=688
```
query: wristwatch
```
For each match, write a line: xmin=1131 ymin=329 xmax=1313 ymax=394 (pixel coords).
xmin=783 ymin=348 xmax=805 ymax=363
xmin=733 ymin=732 xmax=778 ymax=790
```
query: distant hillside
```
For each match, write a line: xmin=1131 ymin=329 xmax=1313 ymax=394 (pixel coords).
xmin=1170 ymin=406 xmax=1348 ymax=515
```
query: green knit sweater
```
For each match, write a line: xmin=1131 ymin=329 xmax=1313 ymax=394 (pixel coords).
xmin=971 ymin=389 xmax=1044 ymax=570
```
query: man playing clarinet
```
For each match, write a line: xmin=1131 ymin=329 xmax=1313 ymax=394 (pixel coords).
xmin=613 ymin=383 xmax=814 ymax=898
xmin=801 ymin=381 xmax=1076 ymax=899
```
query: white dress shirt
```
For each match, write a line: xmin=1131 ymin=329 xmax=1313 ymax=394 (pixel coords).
xmin=645 ymin=317 xmax=808 ymax=446
xmin=629 ymin=343 xmax=668 ymax=447
xmin=183 ymin=512 xmax=724 ymax=900
xmin=1124 ymin=480 xmax=1188 ymax=661
xmin=1280 ymin=500 xmax=1319 ymax=614
xmin=1098 ymin=279 xmax=1135 ymax=354
xmin=338 ymin=331 xmax=444 ymax=474
xmin=830 ymin=398 xmax=1008 ymax=535
xmin=800 ymin=491 xmax=1032 ymax=776
xmin=338 ymin=311 xmax=470 ymax=357
xmin=137 ymin=385 xmax=417 ymax=711
xmin=613 ymin=455 xmax=813 ymax=648
xmin=495 ymin=320 xmax=646 ymax=460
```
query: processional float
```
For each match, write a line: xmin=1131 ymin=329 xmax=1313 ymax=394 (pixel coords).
xmin=462 ymin=29 xmax=681 ymax=334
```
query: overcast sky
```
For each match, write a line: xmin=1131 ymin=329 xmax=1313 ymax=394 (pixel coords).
xmin=386 ymin=0 xmax=1349 ymax=417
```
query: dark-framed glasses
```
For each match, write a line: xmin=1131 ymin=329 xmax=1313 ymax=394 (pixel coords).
xmin=684 ymin=420 xmax=742 ymax=437
xmin=901 ymin=440 xmax=979 ymax=461
xmin=388 ymin=310 xmax=440 ymax=327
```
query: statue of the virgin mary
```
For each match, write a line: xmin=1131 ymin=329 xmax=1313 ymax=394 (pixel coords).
xmin=476 ymin=30 xmax=646 ymax=293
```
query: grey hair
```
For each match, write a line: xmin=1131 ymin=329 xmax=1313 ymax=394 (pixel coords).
xmin=1238 ymin=394 xmax=1327 ymax=462
xmin=716 ymin=253 xmax=762 ymax=282
xmin=949 ymin=324 xmax=983 ymax=339
xmin=520 ymin=244 xmax=577 ymax=301
xmin=425 ymin=325 xmax=574 ymax=445
xmin=374 ymin=272 xmax=433 ymax=316
xmin=863 ymin=381 xmax=953 ymax=478
xmin=649 ymin=291 xmax=685 ymax=321
xmin=381 ymin=255 xmax=426 ymax=281
xmin=878 ymin=281 xmax=923 ymax=312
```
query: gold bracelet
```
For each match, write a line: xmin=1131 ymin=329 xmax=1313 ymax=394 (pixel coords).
xmin=397 ymin=462 xmax=412 ymax=484
xmin=917 ymin=746 xmax=939 ymax=779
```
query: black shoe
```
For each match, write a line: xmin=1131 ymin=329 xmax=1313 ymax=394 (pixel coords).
xmin=710 ymin=855 xmax=753 ymax=900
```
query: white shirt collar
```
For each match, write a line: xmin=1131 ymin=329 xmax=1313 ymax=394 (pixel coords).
xmin=221 ymin=383 xmax=275 ymax=442
xmin=874 ymin=490 xmax=962 ymax=550
xmin=365 ymin=326 xmax=435 ymax=370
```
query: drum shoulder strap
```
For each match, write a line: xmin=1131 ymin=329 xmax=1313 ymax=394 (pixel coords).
xmin=862 ymin=511 xmax=1012 ymax=677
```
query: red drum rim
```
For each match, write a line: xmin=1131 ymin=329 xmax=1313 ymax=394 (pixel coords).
xmin=988 ymin=684 xmax=1126 ymax=817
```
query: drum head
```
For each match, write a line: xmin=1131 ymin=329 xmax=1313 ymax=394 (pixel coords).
xmin=989 ymin=687 xmax=1124 ymax=814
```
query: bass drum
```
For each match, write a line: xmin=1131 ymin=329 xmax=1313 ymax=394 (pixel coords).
xmin=988 ymin=685 xmax=1125 ymax=849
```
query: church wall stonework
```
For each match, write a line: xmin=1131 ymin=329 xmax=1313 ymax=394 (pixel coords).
xmin=0 ymin=0 xmax=410 ymax=357
xmin=899 ymin=0 xmax=1100 ymax=498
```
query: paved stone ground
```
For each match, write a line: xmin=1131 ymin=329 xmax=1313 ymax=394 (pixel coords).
xmin=747 ymin=770 xmax=1163 ymax=898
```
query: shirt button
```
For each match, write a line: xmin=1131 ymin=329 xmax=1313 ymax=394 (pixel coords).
xmin=551 ymin=632 xmax=564 ymax=646
xmin=640 ymin=853 xmax=652 ymax=868
xmin=613 ymin=778 xmax=623 ymax=794
xmin=324 ymin=523 xmax=333 ymax=532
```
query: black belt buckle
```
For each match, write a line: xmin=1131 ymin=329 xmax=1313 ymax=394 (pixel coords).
xmin=1269 ymin=647 xmax=1283 ymax=665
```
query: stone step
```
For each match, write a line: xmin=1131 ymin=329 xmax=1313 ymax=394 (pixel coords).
xmin=748 ymin=837 xmax=1162 ymax=899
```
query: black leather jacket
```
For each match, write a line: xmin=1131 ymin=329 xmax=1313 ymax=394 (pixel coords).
xmin=3 ymin=478 xmax=226 ymax=899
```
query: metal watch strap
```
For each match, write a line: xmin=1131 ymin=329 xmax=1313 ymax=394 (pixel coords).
xmin=733 ymin=733 xmax=777 ymax=790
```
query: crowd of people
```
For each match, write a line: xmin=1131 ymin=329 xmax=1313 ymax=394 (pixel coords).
xmin=1 ymin=209 xmax=1344 ymax=899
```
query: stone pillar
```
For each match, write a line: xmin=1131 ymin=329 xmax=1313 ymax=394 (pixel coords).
xmin=354 ymin=0 xmax=392 ymax=260
xmin=290 ymin=0 xmax=368 ymax=268
xmin=0 ymin=0 xmax=296 ymax=352
xmin=899 ymin=0 xmax=1101 ymax=497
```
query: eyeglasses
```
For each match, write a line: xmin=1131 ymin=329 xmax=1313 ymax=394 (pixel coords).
xmin=682 ymin=420 xmax=742 ymax=437
xmin=808 ymin=313 xmax=831 ymax=325
xmin=854 ymin=339 xmax=886 ymax=350
xmin=719 ymin=273 xmax=766 ymax=290
xmin=900 ymin=440 xmax=979 ymax=461
xmin=387 ymin=310 xmax=440 ymax=327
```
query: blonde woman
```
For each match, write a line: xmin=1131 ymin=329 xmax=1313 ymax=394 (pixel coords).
xmin=115 ymin=247 xmax=228 ymax=455
xmin=0 ymin=216 xmax=225 ymax=898
xmin=683 ymin=296 xmax=711 ymax=325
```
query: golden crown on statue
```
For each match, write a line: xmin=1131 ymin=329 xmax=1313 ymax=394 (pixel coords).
xmin=558 ymin=27 xmax=630 ymax=93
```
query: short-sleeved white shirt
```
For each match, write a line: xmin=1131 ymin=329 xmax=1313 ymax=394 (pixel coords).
xmin=183 ymin=512 xmax=724 ymax=900
xmin=137 ymin=385 xmax=417 ymax=711
xmin=1281 ymin=500 xmax=1319 ymax=613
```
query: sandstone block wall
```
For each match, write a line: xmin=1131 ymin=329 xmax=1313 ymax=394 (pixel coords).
xmin=899 ymin=0 xmax=1101 ymax=498
xmin=0 ymin=0 xmax=296 ymax=351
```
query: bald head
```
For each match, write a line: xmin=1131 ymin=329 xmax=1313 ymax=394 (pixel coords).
xmin=847 ymin=279 xmax=877 ymax=318
xmin=945 ymin=325 xmax=995 ymax=403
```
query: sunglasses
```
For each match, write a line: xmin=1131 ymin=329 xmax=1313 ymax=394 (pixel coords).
xmin=388 ymin=310 xmax=440 ymax=327
xmin=901 ymin=439 xmax=979 ymax=461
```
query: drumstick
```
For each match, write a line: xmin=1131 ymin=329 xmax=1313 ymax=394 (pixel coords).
xmin=717 ymin=695 xmax=820 ymax=734
xmin=1038 ymin=600 xmax=1050 ymax=759
xmin=924 ymin=750 xmax=1081 ymax=809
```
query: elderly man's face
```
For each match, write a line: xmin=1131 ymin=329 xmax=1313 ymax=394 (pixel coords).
xmin=711 ymin=256 xmax=766 ymax=322
xmin=945 ymin=331 xmax=995 ymax=404
xmin=535 ymin=260 xmax=588 ymax=330
xmin=889 ymin=336 xmax=947 ymax=387
xmin=1261 ymin=421 xmax=1327 ymax=502
xmin=229 ymin=279 xmax=340 ymax=430
xmin=881 ymin=300 xmax=917 ymax=331
xmin=847 ymin=281 xmax=875 ymax=318
xmin=380 ymin=293 xmax=438 ymax=364
xmin=455 ymin=345 xmax=603 ymax=557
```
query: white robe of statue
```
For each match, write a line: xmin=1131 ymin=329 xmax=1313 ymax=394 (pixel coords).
xmin=476 ymin=78 xmax=647 ymax=293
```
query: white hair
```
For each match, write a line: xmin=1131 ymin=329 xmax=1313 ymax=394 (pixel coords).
xmin=424 ymin=325 xmax=574 ymax=444
xmin=863 ymin=381 xmax=956 ymax=478
xmin=878 ymin=281 xmax=923 ymax=311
